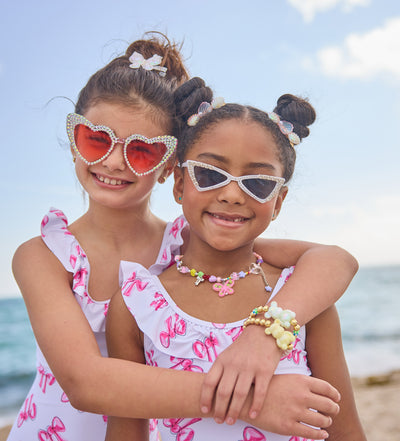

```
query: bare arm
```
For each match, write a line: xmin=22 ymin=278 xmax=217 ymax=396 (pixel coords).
xmin=13 ymin=237 xmax=206 ymax=417
xmin=254 ymin=239 xmax=359 ymax=325
xmin=202 ymin=240 xmax=358 ymax=422
xmin=306 ymin=306 xmax=367 ymax=441
xmin=105 ymin=290 xmax=339 ymax=439
xmin=14 ymin=236 xmax=339 ymax=438
xmin=105 ymin=290 xmax=149 ymax=441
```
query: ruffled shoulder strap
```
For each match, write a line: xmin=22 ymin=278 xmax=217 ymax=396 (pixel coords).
xmin=149 ymin=215 xmax=187 ymax=276
xmin=40 ymin=207 xmax=88 ymax=274
xmin=119 ymin=261 xmax=187 ymax=352
xmin=267 ymin=266 xmax=295 ymax=302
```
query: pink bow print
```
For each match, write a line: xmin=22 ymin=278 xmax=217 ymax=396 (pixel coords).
xmin=213 ymin=279 xmax=235 ymax=297
xmin=226 ymin=325 xmax=243 ymax=342
xmin=146 ymin=349 xmax=158 ymax=367
xmin=150 ymin=292 xmax=168 ymax=311
xmin=38 ymin=365 xmax=56 ymax=393
xmin=41 ymin=216 xmax=49 ymax=237
xmin=193 ymin=332 xmax=219 ymax=362
xmin=160 ymin=314 xmax=187 ymax=347
xmin=170 ymin=356 xmax=203 ymax=372
xmin=38 ymin=416 xmax=66 ymax=441
xmin=170 ymin=217 xmax=185 ymax=238
xmin=73 ymin=267 xmax=88 ymax=289
xmin=240 ymin=426 xmax=266 ymax=441
xmin=163 ymin=418 xmax=201 ymax=441
xmin=17 ymin=394 xmax=36 ymax=427
xmin=121 ymin=271 xmax=148 ymax=296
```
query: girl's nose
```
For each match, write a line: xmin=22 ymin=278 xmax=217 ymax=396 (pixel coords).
xmin=101 ymin=142 xmax=126 ymax=171
xmin=217 ymin=181 xmax=246 ymax=205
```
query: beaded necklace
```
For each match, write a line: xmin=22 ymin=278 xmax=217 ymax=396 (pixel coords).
xmin=174 ymin=252 xmax=272 ymax=297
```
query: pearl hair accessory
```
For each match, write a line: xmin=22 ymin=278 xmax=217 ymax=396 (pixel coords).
xmin=174 ymin=252 xmax=272 ymax=297
xmin=267 ymin=112 xmax=300 ymax=148
xmin=187 ymin=97 xmax=226 ymax=126
xmin=128 ymin=52 xmax=167 ymax=77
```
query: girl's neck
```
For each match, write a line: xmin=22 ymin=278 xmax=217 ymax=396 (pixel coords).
xmin=76 ymin=201 xmax=164 ymax=249
xmin=181 ymin=240 xmax=257 ymax=277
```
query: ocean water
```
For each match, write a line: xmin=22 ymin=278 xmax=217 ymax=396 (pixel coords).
xmin=0 ymin=265 xmax=399 ymax=425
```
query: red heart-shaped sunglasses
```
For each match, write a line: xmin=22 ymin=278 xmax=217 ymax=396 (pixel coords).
xmin=66 ymin=113 xmax=177 ymax=176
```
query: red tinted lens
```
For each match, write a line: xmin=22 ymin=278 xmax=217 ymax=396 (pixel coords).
xmin=126 ymin=140 xmax=167 ymax=173
xmin=74 ymin=124 xmax=112 ymax=162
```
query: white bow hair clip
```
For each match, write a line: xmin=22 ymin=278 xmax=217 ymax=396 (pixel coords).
xmin=129 ymin=52 xmax=167 ymax=77
xmin=187 ymin=97 xmax=226 ymax=126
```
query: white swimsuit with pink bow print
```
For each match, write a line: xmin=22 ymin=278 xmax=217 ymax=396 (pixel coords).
xmin=7 ymin=209 xmax=187 ymax=441
xmin=120 ymin=261 xmax=319 ymax=441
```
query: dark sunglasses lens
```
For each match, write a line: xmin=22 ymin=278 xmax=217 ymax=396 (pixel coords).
xmin=243 ymin=178 xmax=277 ymax=200
xmin=74 ymin=124 xmax=112 ymax=162
xmin=193 ymin=166 xmax=227 ymax=188
xmin=126 ymin=140 xmax=167 ymax=174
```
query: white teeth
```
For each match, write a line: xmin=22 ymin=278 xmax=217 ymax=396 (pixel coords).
xmin=97 ymin=175 xmax=124 ymax=186
xmin=213 ymin=214 xmax=245 ymax=222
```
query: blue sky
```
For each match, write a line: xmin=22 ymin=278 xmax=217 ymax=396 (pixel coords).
xmin=1 ymin=0 xmax=399 ymax=297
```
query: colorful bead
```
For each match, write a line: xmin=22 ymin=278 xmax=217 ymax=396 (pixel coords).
xmin=243 ymin=302 xmax=298 ymax=353
xmin=174 ymin=252 xmax=272 ymax=297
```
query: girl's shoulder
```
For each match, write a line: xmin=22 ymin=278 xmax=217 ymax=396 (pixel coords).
xmin=13 ymin=235 xmax=55 ymax=266
xmin=39 ymin=208 xmax=89 ymax=274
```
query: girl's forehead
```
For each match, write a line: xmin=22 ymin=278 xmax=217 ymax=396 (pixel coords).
xmin=189 ymin=119 xmax=283 ymax=173
xmin=193 ymin=119 xmax=278 ymax=155
xmin=84 ymin=101 xmax=170 ymax=136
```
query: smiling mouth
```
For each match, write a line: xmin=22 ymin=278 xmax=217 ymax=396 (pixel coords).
xmin=95 ymin=174 xmax=131 ymax=186
xmin=208 ymin=213 xmax=249 ymax=223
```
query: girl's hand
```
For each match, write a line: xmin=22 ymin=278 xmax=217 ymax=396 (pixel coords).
xmin=200 ymin=325 xmax=282 ymax=424
xmin=247 ymin=374 xmax=341 ymax=439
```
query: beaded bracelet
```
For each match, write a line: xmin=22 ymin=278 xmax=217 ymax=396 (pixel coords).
xmin=243 ymin=301 xmax=300 ymax=352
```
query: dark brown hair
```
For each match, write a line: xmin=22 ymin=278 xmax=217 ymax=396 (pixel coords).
xmin=75 ymin=32 xmax=190 ymax=132
xmin=174 ymin=78 xmax=316 ymax=182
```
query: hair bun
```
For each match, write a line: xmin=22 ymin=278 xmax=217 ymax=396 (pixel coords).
xmin=125 ymin=32 xmax=189 ymax=85
xmin=174 ymin=77 xmax=213 ymax=121
xmin=274 ymin=94 xmax=316 ymax=139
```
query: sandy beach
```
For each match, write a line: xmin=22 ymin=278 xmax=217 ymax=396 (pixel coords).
xmin=1 ymin=371 xmax=399 ymax=441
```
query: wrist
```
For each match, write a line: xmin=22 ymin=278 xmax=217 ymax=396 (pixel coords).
xmin=243 ymin=302 xmax=300 ymax=354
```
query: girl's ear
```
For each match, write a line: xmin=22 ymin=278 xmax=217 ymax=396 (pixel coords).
xmin=173 ymin=166 xmax=184 ymax=204
xmin=272 ymin=186 xmax=288 ymax=220
xmin=158 ymin=158 xmax=178 ymax=183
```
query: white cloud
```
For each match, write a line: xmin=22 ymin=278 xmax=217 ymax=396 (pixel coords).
xmin=288 ymin=0 xmax=370 ymax=23
xmin=304 ymin=17 xmax=400 ymax=80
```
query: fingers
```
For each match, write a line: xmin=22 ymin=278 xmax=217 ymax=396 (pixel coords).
xmin=290 ymin=421 xmax=329 ymax=440
xmin=223 ymin=374 xmax=254 ymax=425
xmin=309 ymin=376 xmax=341 ymax=403
xmin=301 ymin=408 xmax=333 ymax=429
xmin=211 ymin=369 xmax=239 ymax=423
xmin=307 ymin=392 xmax=340 ymax=420
xmin=247 ymin=374 xmax=270 ymax=420
xmin=200 ymin=362 xmax=223 ymax=415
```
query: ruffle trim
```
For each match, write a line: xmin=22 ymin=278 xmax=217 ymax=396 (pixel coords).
xmin=148 ymin=215 xmax=186 ymax=276
xmin=41 ymin=208 xmax=107 ymax=331
xmin=120 ymin=262 xmax=309 ymax=373
xmin=40 ymin=210 xmax=187 ymax=333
